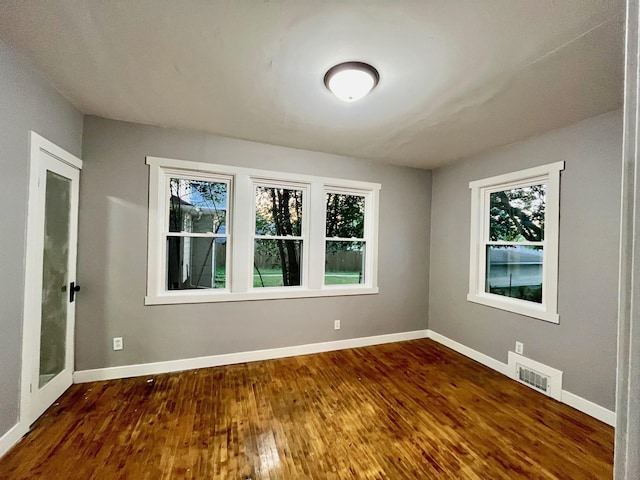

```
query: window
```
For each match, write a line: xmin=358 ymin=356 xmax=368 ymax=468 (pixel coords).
xmin=166 ymin=176 xmax=230 ymax=291
xmin=467 ymin=162 xmax=564 ymax=323
xmin=253 ymin=183 xmax=307 ymax=288
xmin=146 ymin=157 xmax=380 ymax=304
xmin=325 ymin=190 xmax=367 ymax=285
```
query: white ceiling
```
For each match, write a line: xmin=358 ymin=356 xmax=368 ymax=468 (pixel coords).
xmin=0 ymin=1 xmax=625 ymax=169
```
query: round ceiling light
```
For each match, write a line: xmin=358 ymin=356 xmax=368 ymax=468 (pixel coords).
xmin=324 ymin=62 xmax=380 ymax=103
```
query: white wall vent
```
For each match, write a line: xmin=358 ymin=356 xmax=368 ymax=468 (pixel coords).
xmin=518 ymin=366 xmax=548 ymax=392
xmin=507 ymin=352 xmax=563 ymax=401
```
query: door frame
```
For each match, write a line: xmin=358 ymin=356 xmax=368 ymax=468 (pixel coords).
xmin=19 ymin=132 xmax=82 ymax=428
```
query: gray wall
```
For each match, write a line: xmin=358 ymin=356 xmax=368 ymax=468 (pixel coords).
xmin=0 ymin=41 xmax=82 ymax=437
xmin=429 ymin=110 xmax=622 ymax=410
xmin=76 ymin=116 xmax=432 ymax=370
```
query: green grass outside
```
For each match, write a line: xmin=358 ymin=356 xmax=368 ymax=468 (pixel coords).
xmin=324 ymin=272 xmax=363 ymax=285
xmin=252 ymin=268 xmax=362 ymax=287
xmin=204 ymin=267 xmax=363 ymax=288
xmin=488 ymin=284 xmax=542 ymax=303
xmin=253 ymin=270 xmax=287 ymax=287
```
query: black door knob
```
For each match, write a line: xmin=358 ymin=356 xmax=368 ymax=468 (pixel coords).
xmin=70 ymin=282 xmax=81 ymax=302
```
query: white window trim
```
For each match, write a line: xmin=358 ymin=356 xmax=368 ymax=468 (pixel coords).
xmin=163 ymin=171 xmax=232 ymax=291
xmin=145 ymin=156 xmax=380 ymax=305
xmin=323 ymin=187 xmax=374 ymax=289
xmin=467 ymin=161 xmax=564 ymax=323
xmin=250 ymin=179 xmax=309 ymax=292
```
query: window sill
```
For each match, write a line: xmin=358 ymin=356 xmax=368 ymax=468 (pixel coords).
xmin=145 ymin=286 xmax=379 ymax=305
xmin=467 ymin=293 xmax=559 ymax=324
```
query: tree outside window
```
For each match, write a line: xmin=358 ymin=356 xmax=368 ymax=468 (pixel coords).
xmin=253 ymin=185 xmax=304 ymax=288
xmin=486 ymin=185 xmax=545 ymax=303
xmin=325 ymin=192 xmax=366 ymax=285
xmin=146 ymin=156 xmax=381 ymax=304
xmin=467 ymin=161 xmax=563 ymax=323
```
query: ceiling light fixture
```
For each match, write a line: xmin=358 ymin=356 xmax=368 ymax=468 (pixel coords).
xmin=324 ymin=62 xmax=380 ymax=103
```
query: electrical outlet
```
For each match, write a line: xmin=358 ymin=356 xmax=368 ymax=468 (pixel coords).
xmin=113 ymin=337 xmax=123 ymax=351
xmin=515 ymin=341 xmax=524 ymax=355
xmin=334 ymin=319 xmax=341 ymax=330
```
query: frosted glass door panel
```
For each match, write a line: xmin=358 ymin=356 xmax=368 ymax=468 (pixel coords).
xmin=39 ymin=171 xmax=71 ymax=388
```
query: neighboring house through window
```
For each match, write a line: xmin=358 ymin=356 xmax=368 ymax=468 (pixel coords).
xmin=146 ymin=156 xmax=380 ymax=304
xmin=467 ymin=161 xmax=564 ymax=323
xmin=167 ymin=175 xmax=230 ymax=291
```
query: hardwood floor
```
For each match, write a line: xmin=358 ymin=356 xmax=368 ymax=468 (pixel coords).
xmin=0 ymin=339 xmax=613 ymax=479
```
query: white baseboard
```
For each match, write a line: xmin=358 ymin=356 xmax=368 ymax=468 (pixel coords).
xmin=427 ymin=330 xmax=510 ymax=376
xmin=426 ymin=329 xmax=616 ymax=427
xmin=74 ymin=329 xmax=430 ymax=383
xmin=561 ymin=390 xmax=616 ymax=426
xmin=73 ymin=328 xmax=615 ymax=427
xmin=0 ymin=422 xmax=27 ymax=459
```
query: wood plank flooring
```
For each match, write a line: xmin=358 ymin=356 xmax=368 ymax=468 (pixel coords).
xmin=0 ymin=339 xmax=613 ymax=479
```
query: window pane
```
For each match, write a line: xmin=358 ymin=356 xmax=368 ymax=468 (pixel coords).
xmin=167 ymin=237 xmax=226 ymax=290
xmin=169 ymin=178 xmax=227 ymax=234
xmin=254 ymin=239 xmax=302 ymax=287
xmin=325 ymin=241 xmax=365 ymax=285
xmin=326 ymin=193 xmax=365 ymax=238
xmin=40 ymin=171 xmax=71 ymax=387
xmin=485 ymin=245 xmax=542 ymax=303
xmin=255 ymin=186 xmax=303 ymax=236
xmin=489 ymin=185 xmax=545 ymax=242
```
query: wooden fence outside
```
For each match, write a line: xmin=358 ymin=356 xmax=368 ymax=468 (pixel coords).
xmin=255 ymin=250 xmax=363 ymax=272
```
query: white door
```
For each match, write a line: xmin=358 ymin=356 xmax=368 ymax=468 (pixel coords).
xmin=21 ymin=132 xmax=82 ymax=426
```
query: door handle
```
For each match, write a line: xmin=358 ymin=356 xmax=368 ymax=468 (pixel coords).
xmin=70 ymin=282 xmax=81 ymax=302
